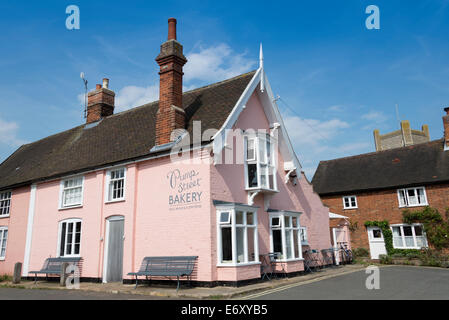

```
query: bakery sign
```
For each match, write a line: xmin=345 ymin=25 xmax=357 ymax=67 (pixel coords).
xmin=167 ymin=169 xmax=203 ymax=211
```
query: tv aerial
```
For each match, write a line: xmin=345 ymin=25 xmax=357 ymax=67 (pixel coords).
xmin=80 ymin=72 xmax=88 ymax=119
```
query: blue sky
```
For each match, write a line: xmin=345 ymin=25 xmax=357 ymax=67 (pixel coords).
xmin=0 ymin=0 xmax=448 ymax=179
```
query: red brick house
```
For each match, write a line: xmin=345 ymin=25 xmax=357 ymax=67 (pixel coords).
xmin=312 ymin=108 xmax=449 ymax=259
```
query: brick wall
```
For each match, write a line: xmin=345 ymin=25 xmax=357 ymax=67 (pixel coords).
xmin=321 ymin=183 xmax=449 ymax=250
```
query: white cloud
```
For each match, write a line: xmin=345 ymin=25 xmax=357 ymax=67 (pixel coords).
xmin=361 ymin=111 xmax=388 ymax=123
xmin=282 ymin=113 xmax=372 ymax=179
xmin=283 ymin=114 xmax=350 ymax=146
xmin=328 ymin=105 xmax=344 ymax=112
xmin=115 ymin=84 xmax=159 ymax=112
xmin=0 ymin=118 xmax=26 ymax=147
xmin=184 ymin=43 xmax=256 ymax=83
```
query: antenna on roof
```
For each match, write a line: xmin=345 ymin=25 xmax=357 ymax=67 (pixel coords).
xmin=80 ymin=72 xmax=88 ymax=119
xmin=395 ymin=103 xmax=400 ymax=125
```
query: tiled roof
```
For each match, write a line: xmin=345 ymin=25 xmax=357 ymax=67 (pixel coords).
xmin=0 ymin=71 xmax=256 ymax=190
xmin=311 ymin=139 xmax=449 ymax=195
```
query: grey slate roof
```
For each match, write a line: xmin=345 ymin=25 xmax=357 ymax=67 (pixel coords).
xmin=311 ymin=139 xmax=449 ymax=196
xmin=0 ymin=71 xmax=256 ymax=190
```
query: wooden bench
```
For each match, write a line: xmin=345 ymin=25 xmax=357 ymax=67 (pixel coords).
xmin=128 ymin=256 xmax=198 ymax=291
xmin=30 ymin=257 xmax=81 ymax=283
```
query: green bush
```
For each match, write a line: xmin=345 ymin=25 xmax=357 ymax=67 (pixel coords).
xmin=379 ymin=254 xmax=392 ymax=264
xmin=0 ymin=275 xmax=11 ymax=282
xmin=390 ymin=249 xmax=422 ymax=258
xmin=352 ymin=248 xmax=370 ymax=257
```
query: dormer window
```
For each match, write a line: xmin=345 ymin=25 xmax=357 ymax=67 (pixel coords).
xmin=244 ymin=134 xmax=277 ymax=191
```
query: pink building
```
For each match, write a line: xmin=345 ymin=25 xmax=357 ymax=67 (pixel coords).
xmin=0 ymin=19 xmax=331 ymax=286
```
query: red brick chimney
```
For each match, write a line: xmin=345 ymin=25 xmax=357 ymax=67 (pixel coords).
xmin=86 ymin=78 xmax=115 ymax=124
xmin=444 ymin=107 xmax=449 ymax=149
xmin=155 ymin=18 xmax=188 ymax=146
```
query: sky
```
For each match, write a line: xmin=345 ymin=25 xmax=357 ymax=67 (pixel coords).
xmin=0 ymin=0 xmax=448 ymax=179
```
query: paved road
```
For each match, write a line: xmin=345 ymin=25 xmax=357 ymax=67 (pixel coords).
xmin=1 ymin=266 xmax=448 ymax=300
xmin=246 ymin=266 xmax=449 ymax=300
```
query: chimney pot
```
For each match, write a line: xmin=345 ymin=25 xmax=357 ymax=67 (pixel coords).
xmin=103 ymin=78 xmax=109 ymax=89
xmin=96 ymin=84 xmax=102 ymax=90
xmin=168 ymin=18 xmax=177 ymax=40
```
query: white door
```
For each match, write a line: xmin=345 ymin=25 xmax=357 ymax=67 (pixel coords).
xmin=103 ymin=216 xmax=125 ymax=283
xmin=332 ymin=227 xmax=347 ymax=265
xmin=367 ymin=227 xmax=387 ymax=259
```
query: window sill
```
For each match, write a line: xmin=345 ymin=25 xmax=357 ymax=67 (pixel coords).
xmin=217 ymin=262 xmax=261 ymax=268
xmin=343 ymin=207 xmax=358 ymax=210
xmin=0 ymin=215 xmax=10 ymax=219
xmin=393 ymin=246 xmax=428 ymax=250
xmin=59 ymin=205 xmax=83 ymax=211
xmin=0 ymin=257 xmax=5 ymax=261
xmin=273 ymin=258 xmax=304 ymax=263
xmin=399 ymin=203 xmax=428 ymax=209
xmin=245 ymin=188 xmax=279 ymax=194
xmin=105 ymin=199 xmax=126 ymax=204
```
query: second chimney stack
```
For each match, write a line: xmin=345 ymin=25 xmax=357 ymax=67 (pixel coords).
xmin=155 ymin=18 xmax=188 ymax=146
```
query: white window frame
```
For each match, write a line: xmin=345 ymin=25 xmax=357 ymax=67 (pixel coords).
xmin=59 ymin=176 xmax=84 ymax=209
xmin=0 ymin=191 xmax=12 ymax=218
xmin=269 ymin=212 xmax=304 ymax=262
xmin=299 ymin=227 xmax=308 ymax=245
xmin=397 ymin=187 xmax=428 ymax=208
xmin=342 ymin=196 xmax=358 ymax=210
xmin=57 ymin=219 xmax=82 ymax=258
xmin=368 ymin=227 xmax=384 ymax=240
xmin=391 ymin=224 xmax=428 ymax=249
xmin=0 ymin=227 xmax=8 ymax=260
xmin=244 ymin=133 xmax=278 ymax=192
xmin=216 ymin=205 xmax=259 ymax=267
xmin=105 ymin=167 xmax=127 ymax=203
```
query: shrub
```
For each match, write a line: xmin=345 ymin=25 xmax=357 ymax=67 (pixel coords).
xmin=379 ymin=254 xmax=392 ymax=264
xmin=352 ymin=248 xmax=370 ymax=257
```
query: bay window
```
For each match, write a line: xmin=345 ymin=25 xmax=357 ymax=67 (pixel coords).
xmin=0 ymin=191 xmax=11 ymax=217
xmin=60 ymin=176 xmax=84 ymax=208
xmin=269 ymin=212 xmax=303 ymax=261
xmin=58 ymin=219 xmax=82 ymax=257
xmin=0 ymin=227 xmax=8 ymax=260
xmin=397 ymin=187 xmax=427 ymax=208
xmin=300 ymin=227 xmax=308 ymax=245
xmin=217 ymin=205 xmax=259 ymax=266
xmin=245 ymin=134 xmax=277 ymax=191
xmin=391 ymin=224 xmax=428 ymax=249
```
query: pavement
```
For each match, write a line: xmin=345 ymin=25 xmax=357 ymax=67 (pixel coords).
xmin=243 ymin=265 xmax=449 ymax=300
xmin=0 ymin=264 xmax=365 ymax=300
